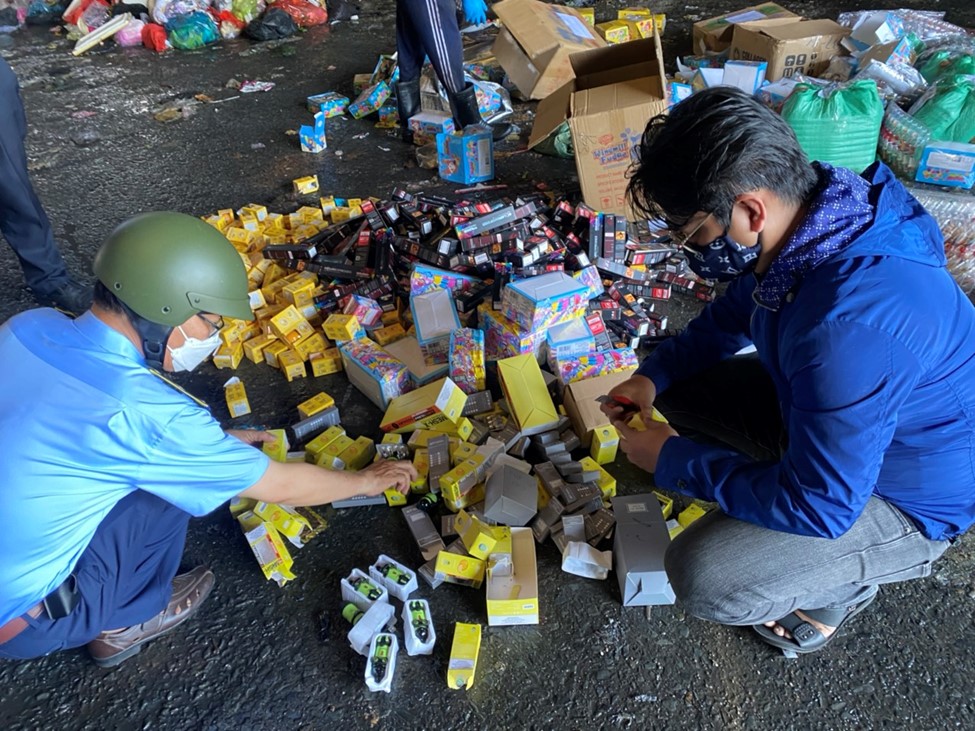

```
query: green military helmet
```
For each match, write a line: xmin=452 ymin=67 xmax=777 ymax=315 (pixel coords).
xmin=93 ymin=211 xmax=253 ymax=327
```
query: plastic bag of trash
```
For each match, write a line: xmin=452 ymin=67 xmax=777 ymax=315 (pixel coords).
xmin=114 ymin=16 xmax=145 ymax=45
xmin=151 ymin=0 xmax=208 ymax=25
xmin=243 ymin=6 xmax=296 ymax=40
xmin=326 ymin=0 xmax=356 ymax=22
xmin=532 ymin=119 xmax=573 ymax=158
xmin=26 ymin=0 xmax=69 ymax=26
xmin=272 ymin=0 xmax=327 ymax=27
xmin=166 ymin=10 xmax=219 ymax=50
xmin=231 ymin=0 xmax=263 ymax=23
xmin=78 ymin=0 xmax=111 ymax=30
xmin=781 ymin=79 xmax=884 ymax=173
xmin=909 ymin=75 xmax=975 ymax=144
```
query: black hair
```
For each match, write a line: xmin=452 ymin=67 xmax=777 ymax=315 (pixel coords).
xmin=93 ymin=280 xmax=126 ymax=314
xmin=626 ymin=87 xmax=819 ymax=228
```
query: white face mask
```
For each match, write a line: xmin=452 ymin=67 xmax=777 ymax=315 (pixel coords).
xmin=166 ymin=326 xmax=221 ymax=372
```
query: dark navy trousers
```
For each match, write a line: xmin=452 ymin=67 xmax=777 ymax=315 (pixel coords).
xmin=0 ymin=58 xmax=69 ymax=296
xmin=0 ymin=491 xmax=190 ymax=660
xmin=396 ymin=0 xmax=466 ymax=94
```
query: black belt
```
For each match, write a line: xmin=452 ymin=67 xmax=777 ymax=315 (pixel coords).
xmin=0 ymin=573 xmax=79 ymax=645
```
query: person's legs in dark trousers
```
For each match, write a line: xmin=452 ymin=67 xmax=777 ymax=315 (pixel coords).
xmin=655 ymin=353 xmax=951 ymax=637
xmin=395 ymin=0 xmax=484 ymax=130
xmin=0 ymin=490 xmax=190 ymax=660
xmin=0 ymin=59 xmax=90 ymax=312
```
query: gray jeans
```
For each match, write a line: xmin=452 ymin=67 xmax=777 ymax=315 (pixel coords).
xmin=656 ymin=354 xmax=951 ymax=624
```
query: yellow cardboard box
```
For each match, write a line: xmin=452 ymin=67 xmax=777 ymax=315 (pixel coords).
xmin=277 ymin=351 xmax=307 ymax=382
xmin=224 ymin=377 xmax=251 ymax=418
xmin=380 ymin=378 xmax=468 ymax=433
xmin=447 ymin=623 xmax=482 ymax=690
xmin=304 ymin=425 xmax=346 ymax=462
xmin=262 ymin=429 xmax=289 ymax=462
xmin=310 ymin=349 xmax=343 ymax=376
xmin=486 ymin=528 xmax=539 ymax=626
xmin=297 ymin=392 xmax=335 ymax=418
xmin=436 ymin=551 xmax=486 ymax=585
xmin=497 ymin=355 xmax=559 ymax=435
xmin=596 ymin=20 xmax=630 ymax=44
xmin=293 ymin=175 xmax=320 ymax=195
xmin=454 ymin=509 xmax=498 ymax=559
xmin=324 ymin=313 xmax=363 ymax=342
xmin=590 ymin=424 xmax=620 ymax=464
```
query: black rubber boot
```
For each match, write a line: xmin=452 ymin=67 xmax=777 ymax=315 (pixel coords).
xmin=395 ymin=79 xmax=421 ymax=143
xmin=450 ymin=84 xmax=514 ymax=141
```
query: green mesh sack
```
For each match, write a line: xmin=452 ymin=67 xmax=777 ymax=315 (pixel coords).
xmin=910 ymin=75 xmax=975 ymax=143
xmin=781 ymin=79 xmax=884 ymax=173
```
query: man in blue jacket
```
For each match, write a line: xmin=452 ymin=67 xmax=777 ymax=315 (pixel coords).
xmin=603 ymin=87 xmax=974 ymax=655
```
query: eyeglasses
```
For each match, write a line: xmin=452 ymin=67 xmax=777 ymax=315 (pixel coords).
xmin=671 ymin=213 xmax=713 ymax=249
xmin=196 ymin=314 xmax=223 ymax=336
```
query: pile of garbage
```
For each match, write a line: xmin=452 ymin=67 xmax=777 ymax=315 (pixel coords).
xmin=4 ymin=0 xmax=333 ymax=53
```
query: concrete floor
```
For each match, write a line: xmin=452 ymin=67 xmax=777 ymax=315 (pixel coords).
xmin=2 ymin=1 xmax=975 ymax=729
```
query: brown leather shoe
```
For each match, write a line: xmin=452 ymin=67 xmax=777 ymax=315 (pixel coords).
xmin=87 ymin=566 xmax=215 ymax=668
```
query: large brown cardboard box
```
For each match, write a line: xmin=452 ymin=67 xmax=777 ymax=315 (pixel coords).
xmin=528 ymin=34 xmax=668 ymax=217
xmin=692 ymin=3 xmax=798 ymax=54
xmin=562 ymin=368 xmax=637 ymax=448
xmin=492 ymin=0 xmax=606 ymax=101
xmin=729 ymin=18 xmax=850 ymax=81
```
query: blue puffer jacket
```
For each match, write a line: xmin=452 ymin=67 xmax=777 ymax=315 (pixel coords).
xmin=642 ymin=162 xmax=975 ymax=541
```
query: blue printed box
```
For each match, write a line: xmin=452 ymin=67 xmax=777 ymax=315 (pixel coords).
xmin=436 ymin=126 xmax=494 ymax=185
xmin=409 ymin=111 xmax=455 ymax=146
xmin=349 ymin=81 xmax=391 ymax=120
xmin=299 ymin=111 xmax=327 ymax=153
xmin=307 ymin=91 xmax=350 ymax=117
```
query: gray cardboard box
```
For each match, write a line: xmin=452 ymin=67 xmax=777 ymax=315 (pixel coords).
xmin=484 ymin=465 xmax=538 ymax=527
xmin=612 ymin=494 xmax=676 ymax=607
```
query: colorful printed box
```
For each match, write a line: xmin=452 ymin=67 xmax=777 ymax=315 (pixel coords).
xmin=478 ymin=305 xmax=545 ymax=361
xmin=409 ymin=111 xmax=456 ymax=146
xmin=376 ymin=105 xmax=399 ymax=129
xmin=385 ymin=336 xmax=449 ymax=387
xmin=554 ymin=347 xmax=639 ymax=386
xmin=343 ymin=294 xmax=384 ymax=327
xmin=411 ymin=288 xmax=461 ymax=365
xmin=501 ymin=272 xmax=589 ymax=332
xmin=437 ymin=126 xmax=494 ymax=185
xmin=473 ymin=81 xmax=503 ymax=117
xmin=410 ymin=263 xmax=479 ymax=297
xmin=545 ymin=317 xmax=595 ymax=366
xmin=300 ymin=110 xmax=327 ymax=153
xmin=349 ymin=80 xmax=391 ymax=119
xmin=339 ymin=337 xmax=412 ymax=410
xmin=448 ymin=328 xmax=486 ymax=395
xmin=306 ymin=91 xmax=350 ymax=117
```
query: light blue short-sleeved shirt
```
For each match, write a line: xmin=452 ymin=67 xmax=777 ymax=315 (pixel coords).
xmin=0 ymin=309 xmax=270 ymax=627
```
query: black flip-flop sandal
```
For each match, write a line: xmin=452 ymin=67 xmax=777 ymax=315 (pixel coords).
xmin=753 ymin=590 xmax=878 ymax=656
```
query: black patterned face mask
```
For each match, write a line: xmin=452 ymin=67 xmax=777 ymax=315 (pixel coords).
xmin=682 ymin=230 xmax=762 ymax=282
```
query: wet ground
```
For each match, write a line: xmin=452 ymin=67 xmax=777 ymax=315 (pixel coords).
xmin=2 ymin=1 xmax=975 ymax=729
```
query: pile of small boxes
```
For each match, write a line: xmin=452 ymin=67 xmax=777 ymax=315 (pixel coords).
xmin=202 ymin=183 xmax=725 ymax=692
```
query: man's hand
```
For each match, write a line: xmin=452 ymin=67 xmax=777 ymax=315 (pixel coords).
xmin=357 ymin=460 xmax=418 ymax=497
xmin=600 ymin=374 xmax=658 ymax=425
xmin=226 ymin=429 xmax=278 ymax=447
xmin=462 ymin=0 xmax=488 ymax=25
xmin=613 ymin=418 xmax=678 ymax=474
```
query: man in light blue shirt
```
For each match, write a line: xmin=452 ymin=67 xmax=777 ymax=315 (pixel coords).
xmin=0 ymin=212 xmax=415 ymax=667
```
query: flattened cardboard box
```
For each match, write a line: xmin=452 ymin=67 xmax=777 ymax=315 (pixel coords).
xmin=493 ymin=0 xmax=606 ymax=101
xmin=692 ymin=2 xmax=797 ymax=53
xmin=529 ymin=34 xmax=668 ymax=217
xmin=729 ymin=18 xmax=849 ymax=81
